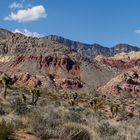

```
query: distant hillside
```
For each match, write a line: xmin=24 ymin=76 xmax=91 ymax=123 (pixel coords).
xmin=45 ymin=35 xmax=140 ymax=58
xmin=0 ymin=28 xmax=139 ymax=58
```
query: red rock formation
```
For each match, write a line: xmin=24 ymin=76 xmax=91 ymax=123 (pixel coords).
xmin=95 ymin=52 xmax=140 ymax=71
xmin=99 ymin=69 xmax=140 ymax=95
xmin=3 ymin=54 xmax=82 ymax=90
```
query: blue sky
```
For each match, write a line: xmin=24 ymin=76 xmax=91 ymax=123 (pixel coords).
xmin=1 ymin=0 xmax=140 ymax=47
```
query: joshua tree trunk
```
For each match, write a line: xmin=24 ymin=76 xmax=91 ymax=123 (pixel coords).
xmin=32 ymin=92 xmax=35 ymax=104
xmin=3 ymin=84 xmax=7 ymax=99
xmin=1 ymin=74 xmax=10 ymax=99
xmin=21 ymin=94 xmax=26 ymax=103
xmin=34 ymin=96 xmax=39 ymax=105
xmin=30 ymin=88 xmax=41 ymax=105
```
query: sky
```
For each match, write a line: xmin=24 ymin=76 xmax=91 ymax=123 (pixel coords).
xmin=0 ymin=0 xmax=140 ymax=47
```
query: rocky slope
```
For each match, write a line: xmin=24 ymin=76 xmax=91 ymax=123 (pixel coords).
xmin=95 ymin=52 xmax=140 ymax=71
xmin=96 ymin=52 xmax=140 ymax=95
xmin=99 ymin=68 xmax=140 ymax=95
xmin=0 ymin=28 xmax=13 ymax=40
xmin=0 ymin=29 xmax=117 ymax=92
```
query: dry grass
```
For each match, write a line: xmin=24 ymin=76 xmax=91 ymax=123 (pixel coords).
xmin=60 ymin=123 xmax=94 ymax=140
xmin=0 ymin=87 xmax=139 ymax=140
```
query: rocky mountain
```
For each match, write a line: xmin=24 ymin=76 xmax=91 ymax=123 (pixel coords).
xmin=0 ymin=28 xmax=140 ymax=58
xmin=0 ymin=28 xmax=13 ymax=40
xmin=45 ymin=35 xmax=140 ymax=58
xmin=0 ymin=28 xmax=140 ymax=93
xmin=0 ymin=29 xmax=117 ymax=92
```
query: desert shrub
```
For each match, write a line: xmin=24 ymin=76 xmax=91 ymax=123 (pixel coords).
xmin=10 ymin=98 xmax=28 ymax=115
xmin=64 ymin=107 xmax=84 ymax=123
xmin=118 ymin=110 xmax=131 ymax=121
xmin=26 ymin=110 xmax=62 ymax=140
xmin=48 ymin=93 xmax=58 ymax=101
xmin=11 ymin=117 xmax=24 ymax=130
xmin=121 ymin=92 xmax=134 ymax=100
xmin=0 ymin=105 xmax=5 ymax=115
xmin=26 ymin=111 xmax=47 ymax=139
xmin=89 ymin=97 xmax=104 ymax=112
xmin=64 ymin=111 xmax=82 ymax=123
xmin=0 ymin=119 xmax=14 ymax=140
xmin=18 ymin=86 xmax=30 ymax=95
xmin=60 ymin=123 xmax=93 ymax=140
xmin=97 ymin=122 xmax=117 ymax=138
xmin=94 ymin=110 xmax=108 ymax=121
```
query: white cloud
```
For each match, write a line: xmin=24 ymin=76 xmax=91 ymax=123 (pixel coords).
xmin=13 ymin=29 xmax=44 ymax=37
xmin=4 ymin=5 xmax=47 ymax=22
xmin=9 ymin=1 xmax=23 ymax=9
xmin=135 ymin=29 xmax=140 ymax=34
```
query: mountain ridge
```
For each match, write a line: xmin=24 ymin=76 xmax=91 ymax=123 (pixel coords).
xmin=0 ymin=28 xmax=140 ymax=58
xmin=45 ymin=35 xmax=140 ymax=58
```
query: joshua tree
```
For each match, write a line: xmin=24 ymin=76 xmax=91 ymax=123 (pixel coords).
xmin=68 ymin=99 xmax=75 ymax=106
xmin=63 ymin=91 xmax=69 ymax=99
xmin=110 ymin=104 xmax=119 ymax=118
xmin=30 ymin=89 xmax=34 ymax=104
xmin=34 ymin=89 xmax=41 ymax=105
xmin=21 ymin=93 xmax=26 ymax=103
xmin=89 ymin=97 xmax=103 ymax=112
xmin=68 ymin=92 xmax=78 ymax=106
xmin=19 ymin=86 xmax=28 ymax=103
xmin=30 ymin=88 xmax=41 ymax=105
xmin=1 ymin=74 xmax=11 ymax=99
xmin=72 ymin=92 xmax=78 ymax=100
